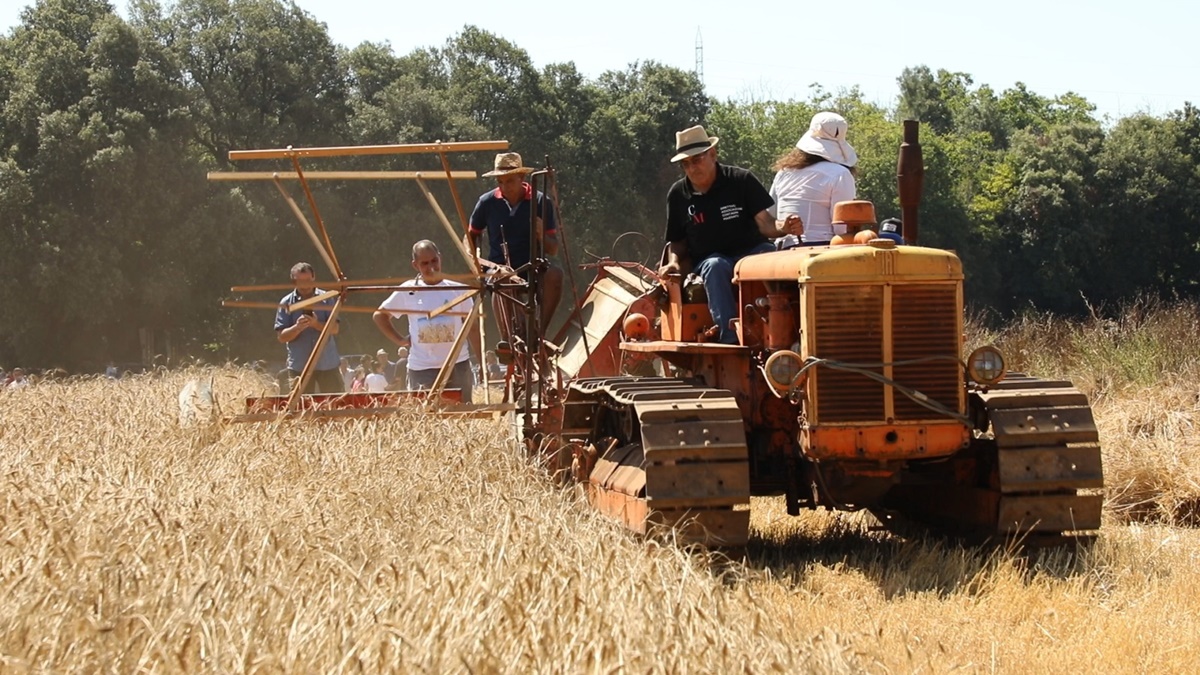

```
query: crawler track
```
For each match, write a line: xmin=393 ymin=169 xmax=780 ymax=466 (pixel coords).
xmin=877 ymin=373 xmax=1104 ymax=541
xmin=560 ymin=377 xmax=751 ymax=546
xmin=975 ymin=373 xmax=1104 ymax=534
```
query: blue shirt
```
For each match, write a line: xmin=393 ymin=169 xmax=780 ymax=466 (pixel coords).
xmin=468 ymin=183 xmax=557 ymax=269
xmin=274 ymin=289 xmax=340 ymax=372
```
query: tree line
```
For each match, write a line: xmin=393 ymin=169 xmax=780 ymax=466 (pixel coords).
xmin=2 ymin=0 xmax=1197 ymax=371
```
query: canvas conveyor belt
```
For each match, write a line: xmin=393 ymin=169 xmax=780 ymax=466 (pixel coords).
xmin=973 ymin=373 xmax=1105 ymax=536
xmin=562 ymin=377 xmax=752 ymax=546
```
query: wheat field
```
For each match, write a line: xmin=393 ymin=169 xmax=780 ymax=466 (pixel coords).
xmin=3 ymin=303 xmax=1199 ymax=673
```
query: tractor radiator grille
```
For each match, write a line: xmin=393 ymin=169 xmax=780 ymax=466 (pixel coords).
xmin=813 ymin=286 xmax=885 ymax=422
xmin=892 ymin=284 xmax=961 ymax=420
xmin=812 ymin=283 xmax=961 ymax=423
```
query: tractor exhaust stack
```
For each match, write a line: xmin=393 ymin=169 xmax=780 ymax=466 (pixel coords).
xmin=897 ymin=120 xmax=924 ymax=245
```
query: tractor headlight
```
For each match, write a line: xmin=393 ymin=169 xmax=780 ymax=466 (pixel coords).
xmin=765 ymin=350 xmax=804 ymax=392
xmin=967 ymin=345 xmax=1006 ymax=385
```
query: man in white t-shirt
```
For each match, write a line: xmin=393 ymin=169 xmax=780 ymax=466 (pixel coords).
xmin=372 ymin=240 xmax=481 ymax=403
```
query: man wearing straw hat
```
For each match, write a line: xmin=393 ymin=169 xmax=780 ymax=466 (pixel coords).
xmin=467 ymin=152 xmax=564 ymax=339
xmin=658 ymin=125 xmax=802 ymax=344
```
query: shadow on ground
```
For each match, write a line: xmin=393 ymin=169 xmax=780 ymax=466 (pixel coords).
xmin=702 ymin=511 xmax=1099 ymax=599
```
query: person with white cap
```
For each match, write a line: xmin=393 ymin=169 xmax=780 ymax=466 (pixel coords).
xmin=467 ymin=152 xmax=564 ymax=340
xmin=767 ymin=111 xmax=859 ymax=247
xmin=658 ymin=125 xmax=802 ymax=344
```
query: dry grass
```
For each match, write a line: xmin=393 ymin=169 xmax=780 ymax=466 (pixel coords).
xmin=967 ymin=296 xmax=1200 ymax=400
xmin=3 ymin=319 xmax=1200 ymax=673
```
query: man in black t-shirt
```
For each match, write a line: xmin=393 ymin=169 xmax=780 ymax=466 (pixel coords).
xmin=658 ymin=125 xmax=804 ymax=344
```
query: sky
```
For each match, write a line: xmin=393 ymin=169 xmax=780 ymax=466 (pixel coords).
xmin=2 ymin=0 xmax=1197 ymax=123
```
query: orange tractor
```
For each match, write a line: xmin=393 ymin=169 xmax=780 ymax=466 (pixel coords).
xmin=212 ymin=124 xmax=1103 ymax=546
xmin=510 ymin=120 xmax=1103 ymax=546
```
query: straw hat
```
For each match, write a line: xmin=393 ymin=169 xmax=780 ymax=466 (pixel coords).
xmin=670 ymin=125 xmax=720 ymax=162
xmin=482 ymin=152 xmax=534 ymax=177
xmin=796 ymin=112 xmax=858 ymax=167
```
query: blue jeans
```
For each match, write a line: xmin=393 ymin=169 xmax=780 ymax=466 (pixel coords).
xmin=694 ymin=242 xmax=776 ymax=344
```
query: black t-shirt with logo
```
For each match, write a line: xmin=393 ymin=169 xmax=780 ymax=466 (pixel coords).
xmin=665 ymin=163 xmax=774 ymax=262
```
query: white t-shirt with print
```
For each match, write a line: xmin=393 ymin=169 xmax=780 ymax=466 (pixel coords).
xmin=378 ymin=279 xmax=474 ymax=371
xmin=767 ymin=162 xmax=857 ymax=243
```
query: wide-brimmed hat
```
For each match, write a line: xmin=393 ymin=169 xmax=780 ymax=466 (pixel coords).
xmin=796 ymin=112 xmax=858 ymax=167
xmin=670 ymin=125 xmax=719 ymax=162
xmin=482 ymin=152 xmax=535 ymax=177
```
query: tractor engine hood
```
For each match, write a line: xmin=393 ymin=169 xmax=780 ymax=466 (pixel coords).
xmin=735 ymin=244 xmax=963 ymax=284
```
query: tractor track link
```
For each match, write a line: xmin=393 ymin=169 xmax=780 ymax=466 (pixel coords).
xmin=975 ymin=373 xmax=1104 ymax=536
xmin=877 ymin=373 xmax=1104 ymax=543
xmin=561 ymin=377 xmax=751 ymax=546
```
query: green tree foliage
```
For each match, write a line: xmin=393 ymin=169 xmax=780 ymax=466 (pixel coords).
xmin=572 ymin=61 xmax=707 ymax=253
xmin=139 ymin=0 xmax=350 ymax=156
xmin=708 ymin=98 xmax=815 ymax=177
xmin=896 ymin=66 xmax=971 ymax=136
xmin=1094 ymin=112 xmax=1200 ymax=297
xmin=0 ymin=0 xmax=209 ymax=363
xmin=1 ymin=7 xmax=1198 ymax=369
xmin=994 ymin=122 xmax=1107 ymax=311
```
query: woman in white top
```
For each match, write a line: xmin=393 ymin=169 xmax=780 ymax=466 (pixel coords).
xmin=768 ymin=111 xmax=859 ymax=247
xmin=364 ymin=363 xmax=389 ymax=393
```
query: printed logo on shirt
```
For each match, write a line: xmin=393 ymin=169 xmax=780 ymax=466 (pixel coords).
xmin=720 ymin=204 xmax=743 ymax=221
xmin=687 ymin=204 xmax=705 ymax=224
xmin=415 ymin=317 xmax=457 ymax=344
